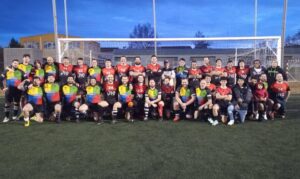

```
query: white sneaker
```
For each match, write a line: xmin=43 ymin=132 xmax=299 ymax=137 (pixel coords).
xmin=263 ymin=114 xmax=268 ymax=120
xmin=3 ymin=117 xmax=10 ymax=123
xmin=207 ymin=118 xmax=214 ymax=124
xmin=212 ymin=120 xmax=219 ymax=126
xmin=255 ymin=113 xmax=259 ymax=120
xmin=228 ymin=120 xmax=235 ymax=126
xmin=12 ymin=116 xmax=18 ymax=121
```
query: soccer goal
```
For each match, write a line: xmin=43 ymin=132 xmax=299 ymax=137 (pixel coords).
xmin=57 ymin=36 xmax=281 ymax=67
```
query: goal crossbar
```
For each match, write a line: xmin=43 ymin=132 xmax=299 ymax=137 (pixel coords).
xmin=57 ymin=36 xmax=282 ymax=66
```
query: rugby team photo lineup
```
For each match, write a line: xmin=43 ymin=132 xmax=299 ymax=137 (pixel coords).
xmin=0 ymin=54 xmax=291 ymax=127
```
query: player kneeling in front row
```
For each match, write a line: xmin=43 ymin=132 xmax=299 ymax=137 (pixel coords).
xmin=62 ymin=75 xmax=87 ymax=123
xmin=43 ymin=74 xmax=62 ymax=123
xmin=228 ymin=77 xmax=252 ymax=124
xmin=194 ymin=79 xmax=213 ymax=124
xmin=144 ymin=79 xmax=164 ymax=121
xmin=212 ymin=77 xmax=232 ymax=126
xmin=173 ymin=78 xmax=196 ymax=122
xmin=113 ymin=75 xmax=134 ymax=123
xmin=18 ymin=77 xmax=44 ymax=127
xmin=161 ymin=76 xmax=175 ymax=119
xmin=133 ymin=75 xmax=147 ymax=120
xmin=84 ymin=77 xmax=109 ymax=124
xmin=270 ymin=73 xmax=291 ymax=119
xmin=253 ymin=82 xmax=269 ymax=121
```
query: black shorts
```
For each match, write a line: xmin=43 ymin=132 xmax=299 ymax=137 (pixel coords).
xmin=216 ymin=100 xmax=230 ymax=115
xmin=180 ymin=104 xmax=194 ymax=115
xmin=28 ymin=103 xmax=44 ymax=113
xmin=88 ymin=103 xmax=100 ymax=112
xmin=5 ymin=87 xmax=22 ymax=103
xmin=133 ymin=98 xmax=144 ymax=108
xmin=46 ymin=102 xmax=61 ymax=113
xmin=162 ymin=97 xmax=173 ymax=109
xmin=62 ymin=103 xmax=76 ymax=116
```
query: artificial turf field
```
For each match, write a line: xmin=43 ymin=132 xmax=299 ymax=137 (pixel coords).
xmin=0 ymin=96 xmax=299 ymax=179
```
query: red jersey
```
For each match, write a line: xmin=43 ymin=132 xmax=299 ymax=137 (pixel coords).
xmin=236 ymin=67 xmax=250 ymax=79
xmin=102 ymin=67 xmax=116 ymax=82
xmin=133 ymin=83 xmax=147 ymax=100
xmin=188 ymin=68 xmax=202 ymax=76
xmin=216 ymin=86 xmax=232 ymax=100
xmin=147 ymin=63 xmax=161 ymax=72
xmin=270 ymin=82 xmax=290 ymax=100
xmin=73 ymin=65 xmax=88 ymax=86
xmin=225 ymin=66 xmax=237 ymax=79
xmin=161 ymin=84 xmax=175 ymax=101
xmin=129 ymin=65 xmax=145 ymax=82
xmin=254 ymin=88 xmax=268 ymax=100
xmin=130 ymin=65 xmax=145 ymax=73
xmin=103 ymin=82 xmax=119 ymax=103
xmin=213 ymin=66 xmax=225 ymax=74
xmin=59 ymin=63 xmax=73 ymax=84
xmin=200 ymin=65 xmax=213 ymax=74
xmin=116 ymin=64 xmax=130 ymax=77
xmin=207 ymin=83 xmax=216 ymax=92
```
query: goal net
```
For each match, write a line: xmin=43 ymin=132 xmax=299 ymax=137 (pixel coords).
xmin=57 ymin=36 xmax=281 ymax=68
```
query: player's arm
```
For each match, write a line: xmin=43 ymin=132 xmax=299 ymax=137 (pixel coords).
xmin=152 ymin=90 xmax=162 ymax=104
xmin=225 ymin=94 xmax=232 ymax=101
xmin=202 ymin=90 xmax=213 ymax=108
xmin=216 ymin=92 xmax=225 ymax=100
xmin=185 ymin=89 xmax=196 ymax=105
xmin=175 ymin=91 xmax=183 ymax=106
xmin=145 ymin=91 xmax=151 ymax=104
xmin=17 ymin=79 xmax=31 ymax=91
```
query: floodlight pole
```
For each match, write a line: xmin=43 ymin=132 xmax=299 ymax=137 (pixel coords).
xmin=281 ymin=0 xmax=288 ymax=67
xmin=152 ymin=0 xmax=157 ymax=55
xmin=64 ymin=0 xmax=69 ymax=56
xmin=52 ymin=0 xmax=59 ymax=62
xmin=254 ymin=0 xmax=258 ymax=60
xmin=64 ymin=0 xmax=68 ymax=38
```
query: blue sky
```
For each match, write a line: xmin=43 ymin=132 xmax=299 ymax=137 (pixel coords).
xmin=0 ymin=0 xmax=299 ymax=47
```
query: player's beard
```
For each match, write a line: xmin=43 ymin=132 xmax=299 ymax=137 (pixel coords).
xmin=135 ymin=62 xmax=141 ymax=65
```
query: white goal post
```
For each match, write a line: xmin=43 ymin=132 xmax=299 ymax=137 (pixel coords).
xmin=57 ymin=36 xmax=282 ymax=67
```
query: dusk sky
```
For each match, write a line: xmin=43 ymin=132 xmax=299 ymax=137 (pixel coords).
xmin=0 ymin=0 xmax=299 ymax=47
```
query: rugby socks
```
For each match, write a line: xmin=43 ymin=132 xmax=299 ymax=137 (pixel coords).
xmin=55 ymin=112 xmax=61 ymax=123
xmin=144 ymin=106 xmax=149 ymax=120
xmin=112 ymin=109 xmax=118 ymax=121
xmin=13 ymin=104 xmax=19 ymax=117
xmin=158 ymin=104 xmax=163 ymax=118
xmin=74 ymin=109 xmax=80 ymax=122
xmin=4 ymin=104 xmax=10 ymax=118
xmin=174 ymin=110 xmax=180 ymax=117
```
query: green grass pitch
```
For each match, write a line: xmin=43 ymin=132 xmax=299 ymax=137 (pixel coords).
xmin=0 ymin=96 xmax=299 ymax=178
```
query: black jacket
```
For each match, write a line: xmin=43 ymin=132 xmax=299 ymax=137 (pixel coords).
xmin=232 ymin=84 xmax=252 ymax=110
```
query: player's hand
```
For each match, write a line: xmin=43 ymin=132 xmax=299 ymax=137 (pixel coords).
xmin=1 ymin=87 xmax=8 ymax=94
xmin=238 ymin=98 xmax=243 ymax=103
xmin=199 ymin=105 xmax=204 ymax=110
xmin=28 ymin=84 xmax=33 ymax=89
xmin=152 ymin=103 xmax=157 ymax=108
xmin=129 ymin=84 xmax=133 ymax=90
xmin=181 ymin=103 xmax=187 ymax=109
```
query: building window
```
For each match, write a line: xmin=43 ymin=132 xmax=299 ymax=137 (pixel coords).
xmin=43 ymin=41 xmax=55 ymax=49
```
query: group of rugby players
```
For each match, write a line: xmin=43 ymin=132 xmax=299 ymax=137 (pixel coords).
xmin=0 ymin=54 xmax=291 ymax=127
